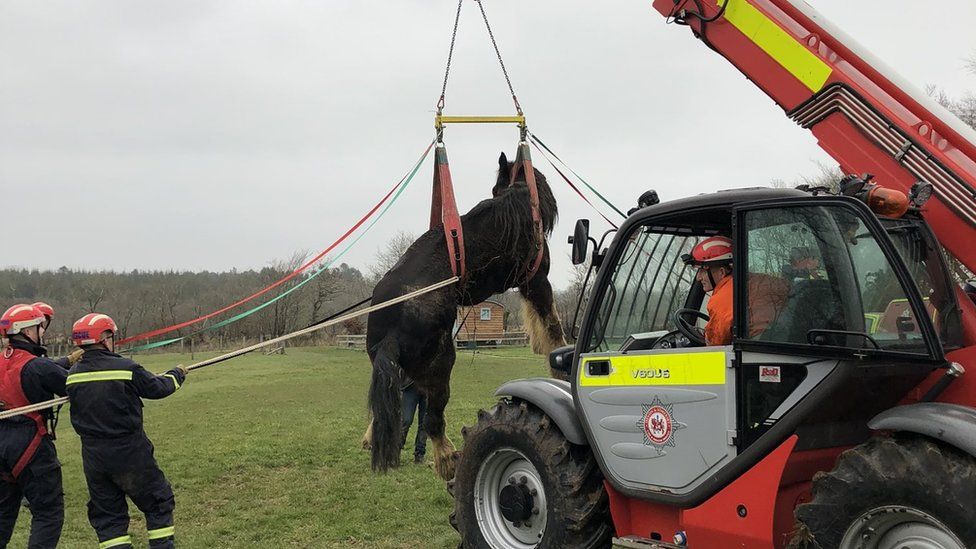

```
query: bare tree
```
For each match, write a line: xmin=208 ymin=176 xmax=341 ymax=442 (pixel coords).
xmin=310 ymin=263 xmax=339 ymax=323
xmin=770 ymin=161 xmax=844 ymax=192
xmin=77 ymin=275 xmax=108 ymax=312
xmin=369 ymin=231 xmax=417 ymax=282
xmin=264 ymin=250 xmax=309 ymax=337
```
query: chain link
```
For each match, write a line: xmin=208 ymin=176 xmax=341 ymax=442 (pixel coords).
xmin=437 ymin=0 xmax=464 ymax=114
xmin=474 ymin=0 xmax=522 ymax=115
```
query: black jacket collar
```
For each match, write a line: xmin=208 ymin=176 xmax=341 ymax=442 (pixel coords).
xmin=8 ymin=337 xmax=48 ymax=358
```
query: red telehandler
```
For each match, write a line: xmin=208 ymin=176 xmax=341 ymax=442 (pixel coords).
xmin=450 ymin=1 xmax=976 ymax=548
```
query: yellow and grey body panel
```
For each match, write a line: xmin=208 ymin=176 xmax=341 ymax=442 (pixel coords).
xmin=575 ymin=347 xmax=737 ymax=497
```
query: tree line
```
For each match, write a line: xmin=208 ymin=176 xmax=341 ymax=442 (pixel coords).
xmin=0 ymin=259 xmax=372 ymax=351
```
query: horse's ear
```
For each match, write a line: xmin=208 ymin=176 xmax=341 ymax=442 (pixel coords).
xmin=493 ymin=152 xmax=512 ymax=197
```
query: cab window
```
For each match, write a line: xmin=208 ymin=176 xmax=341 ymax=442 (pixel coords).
xmin=743 ymin=205 xmax=929 ymax=354
xmin=587 ymin=228 xmax=698 ymax=352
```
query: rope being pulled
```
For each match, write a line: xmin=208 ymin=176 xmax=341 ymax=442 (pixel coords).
xmin=0 ymin=277 xmax=459 ymax=421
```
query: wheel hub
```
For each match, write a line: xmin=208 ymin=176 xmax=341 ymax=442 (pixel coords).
xmin=840 ymin=506 xmax=965 ymax=549
xmin=474 ymin=448 xmax=548 ymax=548
xmin=498 ymin=483 xmax=534 ymax=522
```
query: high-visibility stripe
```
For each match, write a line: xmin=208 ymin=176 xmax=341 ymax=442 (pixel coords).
xmin=99 ymin=534 xmax=132 ymax=549
xmin=147 ymin=525 xmax=175 ymax=539
xmin=164 ymin=374 xmax=181 ymax=390
xmin=720 ymin=0 xmax=831 ymax=92
xmin=66 ymin=370 xmax=133 ymax=385
xmin=578 ymin=352 xmax=728 ymax=387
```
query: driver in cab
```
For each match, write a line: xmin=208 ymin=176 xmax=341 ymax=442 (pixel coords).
xmin=683 ymin=236 xmax=790 ymax=345
xmin=684 ymin=236 xmax=736 ymax=345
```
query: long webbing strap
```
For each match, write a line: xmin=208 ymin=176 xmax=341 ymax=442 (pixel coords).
xmin=118 ymin=140 xmax=435 ymax=347
xmin=431 ymin=145 xmax=465 ymax=278
xmin=123 ymin=140 xmax=435 ymax=353
xmin=529 ymin=133 xmax=627 ymax=220
xmin=510 ymin=142 xmax=545 ymax=282
xmin=529 ymin=139 xmax=619 ymax=228
xmin=0 ymin=276 xmax=459 ymax=421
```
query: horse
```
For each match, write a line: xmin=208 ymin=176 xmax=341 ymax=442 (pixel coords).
xmin=366 ymin=151 xmax=566 ymax=480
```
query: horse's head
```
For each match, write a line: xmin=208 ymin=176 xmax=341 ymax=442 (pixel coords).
xmin=493 ymin=151 xmax=558 ymax=234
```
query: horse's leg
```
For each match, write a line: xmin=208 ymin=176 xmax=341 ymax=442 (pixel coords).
xmin=422 ymin=332 xmax=458 ymax=480
xmin=361 ymin=419 xmax=373 ymax=451
xmin=519 ymin=271 xmax=568 ymax=359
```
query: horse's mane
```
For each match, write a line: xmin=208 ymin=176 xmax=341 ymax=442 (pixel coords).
xmin=464 ymin=162 xmax=558 ymax=254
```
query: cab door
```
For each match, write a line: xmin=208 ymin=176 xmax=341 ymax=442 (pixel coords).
xmin=732 ymin=200 xmax=945 ymax=452
xmin=572 ymin=226 xmax=738 ymax=500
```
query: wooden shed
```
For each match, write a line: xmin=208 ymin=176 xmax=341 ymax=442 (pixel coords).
xmin=455 ymin=299 xmax=505 ymax=344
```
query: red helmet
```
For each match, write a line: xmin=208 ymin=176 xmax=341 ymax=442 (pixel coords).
xmin=32 ymin=302 xmax=54 ymax=320
xmin=684 ymin=236 xmax=733 ymax=266
xmin=72 ymin=313 xmax=118 ymax=346
xmin=0 ymin=304 xmax=46 ymax=337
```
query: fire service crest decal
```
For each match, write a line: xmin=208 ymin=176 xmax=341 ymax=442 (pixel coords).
xmin=638 ymin=396 xmax=678 ymax=453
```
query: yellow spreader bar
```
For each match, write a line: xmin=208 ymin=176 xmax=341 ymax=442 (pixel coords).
xmin=435 ymin=115 xmax=526 ymax=129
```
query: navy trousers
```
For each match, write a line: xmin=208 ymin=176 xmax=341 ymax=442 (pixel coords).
xmin=81 ymin=433 xmax=175 ymax=549
xmin=0 ymin=435 xmax=64 ymax=549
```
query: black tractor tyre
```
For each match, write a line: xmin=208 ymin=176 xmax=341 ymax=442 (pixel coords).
xmin=451 ymin=399 xmax=612 ymax=549
xmin=789 ymin=436 xmax=976 ymax=549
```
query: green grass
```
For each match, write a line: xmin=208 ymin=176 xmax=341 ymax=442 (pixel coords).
xmin=10 ymin=346 xmax=549 ymax=548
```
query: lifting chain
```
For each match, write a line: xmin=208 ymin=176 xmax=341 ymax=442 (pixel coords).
xmin=436 ymin=0 xmax=524 ymax=134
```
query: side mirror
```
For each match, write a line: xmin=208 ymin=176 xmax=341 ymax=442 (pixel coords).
xmin=549 ymin=344 xmax=576 ymax=375
xmin=570 ymin=219 xmax=590 ymax=265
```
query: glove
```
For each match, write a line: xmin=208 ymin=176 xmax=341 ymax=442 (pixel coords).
xmin=67 ymin=349 xmax=84 ymax=366
xmin=175 ymin=364 xmax=189 ymax=376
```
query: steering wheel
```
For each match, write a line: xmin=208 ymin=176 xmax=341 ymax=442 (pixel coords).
xmin=673 ymin=308 xmax=709 ymax=347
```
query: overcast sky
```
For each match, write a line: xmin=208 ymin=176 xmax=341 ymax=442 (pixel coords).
xmin=2 ymin=1 xmax=974 ymax=289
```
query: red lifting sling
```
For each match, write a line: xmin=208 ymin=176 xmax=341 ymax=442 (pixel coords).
xmin=511 ymin=142 xmax=545 ymax=282
xmin=430 ymin=144 xmax=466 ymax=279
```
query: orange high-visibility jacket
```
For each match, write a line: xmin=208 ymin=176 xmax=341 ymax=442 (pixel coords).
xmin=705 ymin=274 xmax=790 ymax=345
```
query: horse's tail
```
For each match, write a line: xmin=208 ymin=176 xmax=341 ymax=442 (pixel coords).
xmin=368 ymin=336 xmax=403 ymax=473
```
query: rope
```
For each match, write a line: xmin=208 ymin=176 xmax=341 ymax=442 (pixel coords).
xmin=437 ymin=0 xmax=464 ymax=114
xmin=474 ymin=0 xmax=522 ymax=115
xmin=0 ymin=277 xmax=459 ymax=421
xmin=529 ymin=133 xmax=627 ymax=219
xmin=123 ymin=139 xmax=435 ymax=353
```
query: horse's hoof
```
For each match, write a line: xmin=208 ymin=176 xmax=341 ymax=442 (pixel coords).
xmin=361 ymin=440 xmax=372 ymax=451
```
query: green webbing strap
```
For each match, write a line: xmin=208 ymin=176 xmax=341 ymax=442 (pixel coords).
xmin=529 ymin=133 xmax=627 ymax=219
xmin=127 ymin=337 xmax=183 ymax=352
xmin=124 ymin=142 xmax=432 ymax=353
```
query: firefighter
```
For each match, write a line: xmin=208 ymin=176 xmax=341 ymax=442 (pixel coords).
xmin=683 ymin=236 xmax=790 ymax=345
xmin=683 ymin=236 xmax=735 ymax=345
xmin=31 ymin=302 xmax=83 ymax=369
xmin=66 ymin=313 xmax=187 ymax=549
xmin=0 ymin=304 xmax=68 ymax=549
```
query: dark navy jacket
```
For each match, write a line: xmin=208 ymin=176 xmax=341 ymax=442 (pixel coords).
xmin=66 ymin=349 xmax=185 ymax=440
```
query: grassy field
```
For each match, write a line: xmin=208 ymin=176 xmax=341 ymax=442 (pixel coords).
xmin=11 ymin=345 xmax=549 ymax=548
